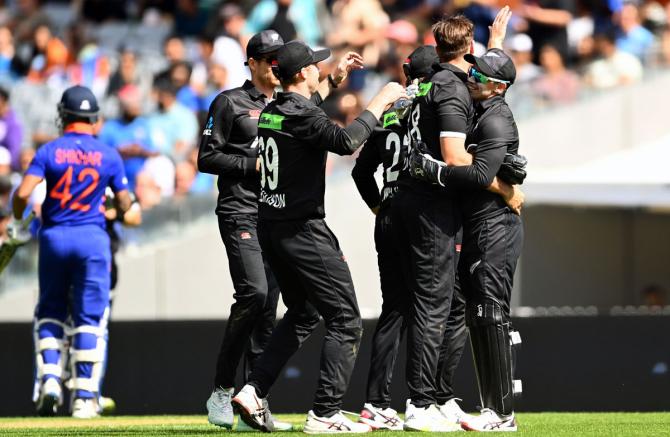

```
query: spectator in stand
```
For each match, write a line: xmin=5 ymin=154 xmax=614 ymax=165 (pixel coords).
xmin=107 ymin=48 xmax=151 ymax=99
xmin=211 ymin=34 xmax=249 ymax=90
xmin=201 ymin=57 xmax=228 ymax=110
xmin=170 ymin=61 xmax=200 ymax=112
xmin=616 ymin=2 xmax=655 ymax=62
xmin=328 ymin=0 xmax=389 ymax=90
xmin=70 ymin=43 xmax=111 ymax=100
xmin=10 ymin=60 xmax=62 ymax=149
xmin=175 ymin=148 xmax=213 ymax=196
xmin=505 ymin=33 xmax=544 ymax=116
xmin=174 ymin=160 xmax=196 ymax=197
xmin=98 ymin=84 xmax=158 ymax=191
xmin=190 ymin=33 xmax=216 ymax=108
xmin=135 ymin=154 xmax=176 ymax=209
xmin=163 ymin=34 xmax=187 ymax=71
xmin=585 ymin=30 xmax=643 ymax=88
xmin=174 ymin=0 xmax=208 ymax=37
xmin=519 ymin=0 xmax=575 ymax=64
xmin=220 ymin=3 xmax=250 ymax=48
xmin=10 ymin=0 xmax=51 ymax=46
xmin=148 ymin=73 xmax=198 ymax=162
xmin=134 ymin=170 xmax=162 ymax=210
xmin=508 ymin=33 xmax=543 ymax=83
xmin=245 ymin=0 xmax=323 ymax=46
xmin=0 ymin=88 xmax=22 ymax=171
xmin=533 ymin=44 xmax=581 ymax=104
xmin=11 ymin=22 xmax=52 ymax=77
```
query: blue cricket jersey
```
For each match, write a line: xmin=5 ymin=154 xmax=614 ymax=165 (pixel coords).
xmin=26 ymin=132 xmax=128 ymax=228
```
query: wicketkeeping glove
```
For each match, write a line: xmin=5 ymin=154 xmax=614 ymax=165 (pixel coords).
xmin=497 ymin=153 xmax=527 ymax=185
xmin=408 ymin=141 xmax=447 ymax=187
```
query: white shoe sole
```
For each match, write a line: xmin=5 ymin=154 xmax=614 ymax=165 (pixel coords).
xmin=404 ymin=422 xmax=462 ymax=432
xmin=358 ymin=417 xmax=403 ymax=431
xmin=304 ymin=425 xmax=371 ymax=434
xmin=461 ymin=421 xmax=517 ymax=432
xmin=232 ymin=395 xmax=271 ymax=432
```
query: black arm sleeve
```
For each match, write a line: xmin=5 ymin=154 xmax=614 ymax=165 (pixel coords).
xmin=351 ymin=136 xmax=383 ymax=209
xmin=443 ymin=112 xmax=514 ymax=188
xmin=444 ymin=147 xmax=506 ymax=188
xmin=302 ymin=110 xmax=379 ymax=156
xmin=197 ymin=94 xmax=257 ymax=176
xmin=310 ymin=92 xmax=324 ymax=106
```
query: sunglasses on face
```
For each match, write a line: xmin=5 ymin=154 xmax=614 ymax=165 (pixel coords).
xmin=469 ymin=67 xmax=510 ymax=85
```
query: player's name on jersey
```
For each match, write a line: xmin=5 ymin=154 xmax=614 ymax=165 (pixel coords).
xmin=55 ymin=148 xmax=103 ymax=167
xmin=259 ymin=188 xmax=286 ymax=209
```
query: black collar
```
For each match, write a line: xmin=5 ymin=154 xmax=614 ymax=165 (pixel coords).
xmin=277 ymin=91 xmax=313 ymax=105
xmin=477 ymin=95 xmax=504 ymax=114
xmin=433 ymin=62 xmax=469 ymax=83
xmin=242 ymin=80 xmax=266 ymax=100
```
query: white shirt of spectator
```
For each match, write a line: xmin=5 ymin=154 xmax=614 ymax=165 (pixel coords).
xmin=586 ymin=51 xmax=643 ymax=89
xmin=211 ymin=36 xmax=251 ymax=91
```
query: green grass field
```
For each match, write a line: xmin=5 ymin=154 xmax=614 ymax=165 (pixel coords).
xmin=1 ymin=413 xmax=670 ymax=436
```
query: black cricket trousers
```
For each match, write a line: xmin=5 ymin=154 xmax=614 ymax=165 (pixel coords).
xmin=213 ymin=214 xmax=280 ymax=389
xmin=249 ymin=218 xmax=363 ymax=418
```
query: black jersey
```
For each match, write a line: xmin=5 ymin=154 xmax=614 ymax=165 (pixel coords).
xmin=445 ymin=96 xmax=520 ymax=222
xmin=399 ymin=63 xmax=474 ymax=193
xmin=198 ymin=80 xmax=268 ymax=217
xmin=351 ymin=109 xmax=408 ymax=211
xmin=257 ymin=91 xmax=378 ymax=222
xmin=198 ymin=80 xmax=324 ymax=217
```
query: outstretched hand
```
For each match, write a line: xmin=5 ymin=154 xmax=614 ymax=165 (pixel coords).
xmin=489 ymin=6 xmax=512 ymax=50
xmin=332 ymin=52 xmax=364 ymax=85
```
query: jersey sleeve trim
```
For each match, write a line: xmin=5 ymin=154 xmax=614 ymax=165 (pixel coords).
xmin=440 ymin=131 xmax=467 ymax=139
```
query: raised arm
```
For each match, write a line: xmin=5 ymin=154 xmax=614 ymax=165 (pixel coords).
xmin=315 ymin=52 xmax=364 ymax=101
xmin=306 ymin=83 xmax=406 ymax=156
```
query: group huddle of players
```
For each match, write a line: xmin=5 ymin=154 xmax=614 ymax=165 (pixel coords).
xmin=199 ymin=5 xmax=527 ymax=434
xmin=11 ymin=4 xmax=527 ymax=431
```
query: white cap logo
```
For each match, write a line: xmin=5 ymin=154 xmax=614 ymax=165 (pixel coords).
xmin=271 ymin=33 xmax=279 ymax=42
xmin=80 ymin=100 xmax=91 ymax=110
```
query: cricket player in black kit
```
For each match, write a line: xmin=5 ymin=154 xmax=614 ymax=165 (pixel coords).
xmin=230 ymin=40 xmax=406 ymax=434
xmin=409 ymin=23 xmax=526 ymax=431
xmin=393 ymin=15 xmax=521 ymax=433
xmin=390 ymin=17 xmax=475 ymax=433
xmin=351 ymin=45 xmax=439 ymax=431
xmin=198 ymin=30 xmax=364 ymax=430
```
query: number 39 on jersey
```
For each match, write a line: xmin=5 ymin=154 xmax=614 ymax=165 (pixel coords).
xmin=258 ymin=136 xmax=279 ymax=190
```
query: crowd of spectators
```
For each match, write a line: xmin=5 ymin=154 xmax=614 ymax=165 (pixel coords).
xmin=0 ymin=0 xmax=668 ymax=224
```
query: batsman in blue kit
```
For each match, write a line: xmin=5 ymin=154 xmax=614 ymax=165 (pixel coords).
xmin=11 ymin=85 xmax=132 ymax=418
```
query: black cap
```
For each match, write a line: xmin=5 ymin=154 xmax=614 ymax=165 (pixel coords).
xmin=403 ymin=45 xmax=438 ymax=80
xmin=246 ymin=30 xmax=284 ymax=64
xmin=58 ymin=85 xmax=99 ymax=118
xmin=273 ymin=40 xmax=330 ymax=81
xmin=464 ymin=48 xmax=516 ymax=84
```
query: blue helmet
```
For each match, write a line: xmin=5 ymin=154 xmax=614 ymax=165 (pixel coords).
xmin=58 ymin=85 xmax=99 ymax=122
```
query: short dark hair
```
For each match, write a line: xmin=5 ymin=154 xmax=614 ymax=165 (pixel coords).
xmin=0 ymin=87 xmax=8 ymax=102
xmin=153 ymin=72 xmax=179 ymax=96
xmin=432 ymin=15 xmax=474 ymax=62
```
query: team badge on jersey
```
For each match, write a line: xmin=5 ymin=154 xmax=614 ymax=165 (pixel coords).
xmin=203 ymin=116 xmax=214 ymax=136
